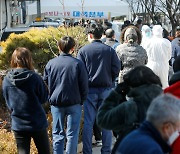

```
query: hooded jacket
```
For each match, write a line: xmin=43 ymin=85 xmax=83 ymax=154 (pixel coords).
xmin=2 ymin=68 xmax=48 ymax=131
xmin=97 ymin=84 xmax=162 ymax=136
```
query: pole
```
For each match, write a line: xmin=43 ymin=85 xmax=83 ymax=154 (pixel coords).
xmin=37 ymin=0 xmax=41 ymax=20
xmin=0 ymin=0 xmax=3 ymax=35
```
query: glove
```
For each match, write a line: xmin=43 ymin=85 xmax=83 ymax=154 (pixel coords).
xmin=115 ymin=82 xmax=130 ymax=96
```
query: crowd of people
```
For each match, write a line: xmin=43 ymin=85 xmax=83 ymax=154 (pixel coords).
xmin=1 ymin=18 xmax=180 ymax=154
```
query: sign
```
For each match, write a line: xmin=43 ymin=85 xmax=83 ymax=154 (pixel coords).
xmin=73 ymin=11 xmax=105 ymax=18
xmin=44 ymin=10 xmax=107 ymax=19
xmin=44 ymin=11 xmax=71 ymax=17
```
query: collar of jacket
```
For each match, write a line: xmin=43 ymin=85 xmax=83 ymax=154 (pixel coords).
xmin=92 ymin=40 xmax=102 ymax=43
xmin=60 ymin=52 xmax=72 ymax=56
xmin=141 ymin=121 xmax=171 ymax=153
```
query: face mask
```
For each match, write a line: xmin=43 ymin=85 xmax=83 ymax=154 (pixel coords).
xmin=145 ymin=31 xmax=151 ymax=38
xmin=168 ymin=131 xmax=179 ymax=145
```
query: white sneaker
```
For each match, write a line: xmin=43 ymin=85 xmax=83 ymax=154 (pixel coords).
xmin=96 ymin=140 xmax=102 ymax=147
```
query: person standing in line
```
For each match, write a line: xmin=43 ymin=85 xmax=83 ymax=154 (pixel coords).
xmin=44 ymin=36 xmax=88 ymax=154
xmin=171 ymin=27 xmax=180 ymax=65
xmin=104 ymin=29 xmax=119 ymax=50
xmin=164 ymin=55 xmax=180 ymax=154
xmin=145 ymin=25 xmax=172 ymax=89
xmin=116 ymin=25 xmax=148 ymax=82
xmin=97 ymin=66 xmax=162 ymax=153
xmin=2 ymin=47 xmax=50 ymax=154
xmin=77 ymin=23 xmax=121 ymax=154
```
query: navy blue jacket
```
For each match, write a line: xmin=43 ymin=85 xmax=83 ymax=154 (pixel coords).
xmin=77 ymin=40 xmax=121 ymax=88
xmin=43 ymin=53 xmax=88 ymax=107
xmin=2 ymin=68 xmax=48 ymax=131
xmin=117 ymin=121 xmax=171 ymax=154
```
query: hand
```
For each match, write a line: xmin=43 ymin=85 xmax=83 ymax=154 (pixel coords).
xmin=115 ymin=82 xmax=130 ymax=96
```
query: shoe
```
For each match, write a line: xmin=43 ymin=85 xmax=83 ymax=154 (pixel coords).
xmin=96 ymin=140 xmax=102 ymax=147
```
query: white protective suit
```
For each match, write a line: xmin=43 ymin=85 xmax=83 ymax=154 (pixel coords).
xmin=145 ymin=25 xmax=172 ymax=89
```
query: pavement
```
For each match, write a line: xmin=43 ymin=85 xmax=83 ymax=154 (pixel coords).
xmin=77 ymin=136 xmax=115 ymax=154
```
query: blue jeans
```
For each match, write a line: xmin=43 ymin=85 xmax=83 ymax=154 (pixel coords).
xmin=82 ymin=88 xmax=112 ymax=154
xmin=51 ymin=104 xmax=82 ymax=154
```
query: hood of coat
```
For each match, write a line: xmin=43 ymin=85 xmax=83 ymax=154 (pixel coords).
xmin=152 ymin=25 xmax=163 ymax=38
xmin=6 ymin=68 xmax=34 ymax=86
xmin=128 ymin=84 xmax=162 ymax=105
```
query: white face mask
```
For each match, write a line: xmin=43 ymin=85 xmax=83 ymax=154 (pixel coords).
xmin=168 ymin=131 xmax=179 ymax=145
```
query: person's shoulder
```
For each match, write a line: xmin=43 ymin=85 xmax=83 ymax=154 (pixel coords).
xmin=79 ymin=43 xmax=92 ymax=51
xmin=119 ymin=129 xmax=163 ymax=152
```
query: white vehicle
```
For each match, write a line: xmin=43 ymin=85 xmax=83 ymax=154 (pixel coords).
xmin=29 ymin=21 xmax=60 ymax=28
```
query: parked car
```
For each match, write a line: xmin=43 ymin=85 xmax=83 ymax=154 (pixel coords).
xmin=29 ymin=21 xmax=60 ymax=28
xmin=0 ymin=27 xmax=30 ymax=42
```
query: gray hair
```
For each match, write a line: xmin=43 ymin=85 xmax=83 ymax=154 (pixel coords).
xmin=146 ymin=94 xmax=180 ymax=127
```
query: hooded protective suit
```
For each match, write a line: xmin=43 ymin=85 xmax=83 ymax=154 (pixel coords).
xmin=146 ymin=25 xmax=172 ymax=89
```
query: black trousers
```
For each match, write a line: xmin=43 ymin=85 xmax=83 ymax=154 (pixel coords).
xmin=93 ymin=119 xmax=102 ymax=141
xmin=13 ymin=129 xmax=50 ymax=154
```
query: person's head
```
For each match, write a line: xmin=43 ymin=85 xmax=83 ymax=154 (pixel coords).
xmin=152 ymin=25 xmax=163 ymax=37
xmin=11 ymin=47 xmax=34 ymax=70
xmin=175 ymin=26 xmax=180 ymax=38
xmin=120 ymin=25 xmax=142 ymax=44
xmin=142 ymin=25 xmax=152 ymax=38
xmin=173 ymin=55 xmax=180 ymax=73
xmin=57 ymin=36 xmax=76 ymax=54
xmin=146 ymin=94 xmax=180 ymax=144
xmin=87 ymin=23 xmax=104 ymax=42
xmin=105 ymin=29 xmax=115 ymax=39
xmin=102 ymin=21 xmax=112 ymax=35
xmin=135 ymin=19 xmax=143 ymax=30
xmin=123 ymin=65 xmax=162 ymax=88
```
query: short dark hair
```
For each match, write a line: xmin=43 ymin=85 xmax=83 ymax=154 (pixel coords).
xmin=173 ymin=55 xmax=180 ymax=73
xmin=123 ymin=65 xmax=162 ymax=87
xmin=87 ymin=23 xmax=103 ymax=39
xmin=105 ymin=29 xmax=115 ymax=38
xmin=57 ymin=36 xmax=75 ymax=53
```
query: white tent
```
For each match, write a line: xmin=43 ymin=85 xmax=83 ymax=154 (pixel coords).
xmin=27 ymin=0 xmax=130 ymax=19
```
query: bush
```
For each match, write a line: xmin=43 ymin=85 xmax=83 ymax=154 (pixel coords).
xmin=0 ymin=26 xmax=88 ymax=73
xmin=0 ymin=26 xmax=88 ymax=153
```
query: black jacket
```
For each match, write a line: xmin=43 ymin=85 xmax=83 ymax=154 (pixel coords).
xmin=97 ymin=84 xmax=162 ymax=136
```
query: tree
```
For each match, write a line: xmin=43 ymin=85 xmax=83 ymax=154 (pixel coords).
xmin=155 ymin=0 xmax=180 ymax=35
xmin=125 ymin=0 xmax=179 ymax=35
